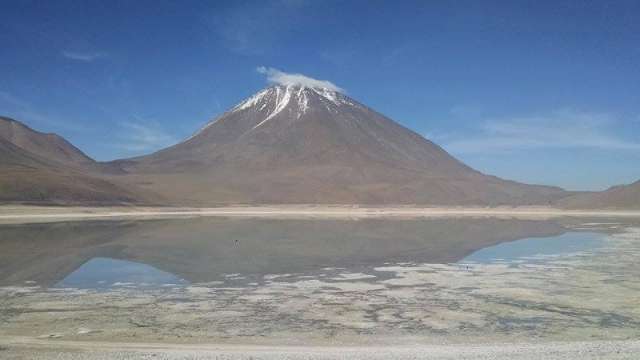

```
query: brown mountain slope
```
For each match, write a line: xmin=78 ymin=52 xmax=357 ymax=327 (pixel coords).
xmin=0 ymin=135 xmax=151 ymax=205
xmin=111 ymin=85 xmax=569 ymax=205
xmin=0 ymin=116 xmax=94 ymax=167
xmin=559 ymin=181 xmax=640 ymax=209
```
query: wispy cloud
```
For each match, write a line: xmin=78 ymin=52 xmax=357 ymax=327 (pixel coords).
xmin=381 ymin=46 xmax=406 ymax=67
xmin=0 ymin=90 xmax=88 ymax=132
xmin=61 ymin=51 xmax=107 ymax=62
xmin=449 ymin=104 xmax=485 ymax=119
xmin=443 ymin=109 xmax=640 ymax=154
xmin=207 ymin=1 xmax=307 ymax=55
xmin=116 ymin=121 xmax=178 ymax=153
xmin=0 ymin=91 xmax=31 ymax=109
xmin=257 ymin=66 xmax=344 ymax=92
xmin=320 ymin=49 xmax=356 ymax=67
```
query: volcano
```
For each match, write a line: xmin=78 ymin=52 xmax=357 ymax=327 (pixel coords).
xmin=111 ymin=84 xmax=568 ymax=205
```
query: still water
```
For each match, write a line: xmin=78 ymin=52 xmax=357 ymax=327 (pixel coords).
xmin=460 ymin=232 xmax=606 ymax=264
xmin=57 ymin=257 xmax=189 ymax=289
xmin=0 ymin=216 xmax=613 ymax=290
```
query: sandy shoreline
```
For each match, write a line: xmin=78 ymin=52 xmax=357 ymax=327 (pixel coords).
xmin=1 ymin=205 xmax=640 ymax=224
xmin=1 ymin=337 xmax=639 ymax=359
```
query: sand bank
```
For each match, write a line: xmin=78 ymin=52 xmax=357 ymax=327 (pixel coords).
xmin=2 ymin=337 xmax=639 ymax=360
xmin=1 ymin=205 xmax=640 ymax=224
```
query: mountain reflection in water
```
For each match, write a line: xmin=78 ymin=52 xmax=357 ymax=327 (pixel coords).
xmin=460 ymin=231 xmax=605 ymax=264
xmin=56 ymin=257 xmax=189 ymax=289
xmin=0 ymin=217 xmax=568 ymax=288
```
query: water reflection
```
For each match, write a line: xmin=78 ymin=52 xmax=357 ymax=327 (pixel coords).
xmin=0 ymin=217 xmax=572 ymax=288
xmin=56 ymin=257 xmax=188 ymax=289
xmin=460 ymin=232 xmax=606 ymax=264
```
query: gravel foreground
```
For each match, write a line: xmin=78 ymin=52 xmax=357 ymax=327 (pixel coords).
xmin=2 ymin=340 xmax=639 ymax=359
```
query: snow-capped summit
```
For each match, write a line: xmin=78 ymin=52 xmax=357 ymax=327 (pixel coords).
xmin=191 ymin=84 xmax=359 ymax=139
xmin=233 ymin=84 xmax=350 ymax=116
xmin=233 ymin=84 xmax=344 ymax=112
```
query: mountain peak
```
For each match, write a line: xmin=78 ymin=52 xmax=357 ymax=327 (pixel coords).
xmin=232 ymin=85 xmax=356 ymax=130
xmin=234 ymin=84 xmax=342 ymax=110
xmin=190 ymin=85 xmax=356 ymax=139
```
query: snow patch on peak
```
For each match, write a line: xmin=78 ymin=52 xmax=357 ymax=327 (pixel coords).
xmin=188 ymin=88 xmax=271 ymax=141
xmin=270 ymin=86 xmax=293 ymax=118
xmin=252 ymin=85 xmax=293 ymax=129
xmin=312 ymin=87 xmax=340 ymax=105
xmin=186 ymin=83 xmax=364 ymax=141
xmin=233 ymin=88 xmax=270 ymax=112
xmin=298 ymin=87 xmax=309 ymax=116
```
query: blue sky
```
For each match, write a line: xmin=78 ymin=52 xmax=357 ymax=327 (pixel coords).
xmin=1 ymin=0 xmax=639 ymax=191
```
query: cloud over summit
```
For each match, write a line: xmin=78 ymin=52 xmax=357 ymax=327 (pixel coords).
xmin=257 ymin=67 xmax=344 ymax=92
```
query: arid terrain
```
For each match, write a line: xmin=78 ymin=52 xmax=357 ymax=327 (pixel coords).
xmin=0 ymin=91 xmax=571 ymax=207
xmin=2 ymin=93 xmax=639 ymax=209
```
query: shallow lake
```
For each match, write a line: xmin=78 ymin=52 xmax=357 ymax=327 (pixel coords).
xmin=0 ymin=216 xmax=619 ymax=289
xmin=1 ymin=216 xmax=639 ymax=345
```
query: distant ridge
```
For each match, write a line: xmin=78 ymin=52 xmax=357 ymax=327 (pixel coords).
xmin=0 ymin=117 xmax=149 ymax=205
xmin=559 ymin=181 xmax=640 ymax=209
xmin=0 ymin=116 xmax=94 ymax=167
